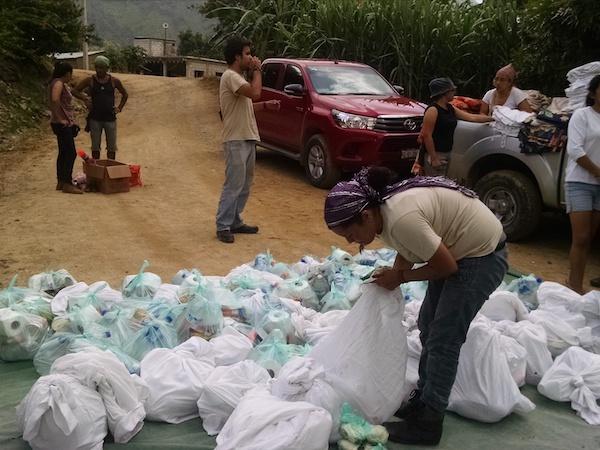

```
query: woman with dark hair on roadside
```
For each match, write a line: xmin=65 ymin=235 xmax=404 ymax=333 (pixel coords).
xmin=324 ymin=166 xmax=508 ymax=445
xmin=49 ymin=61 xmax=82 ymax=194
xmin=565 ymin=74 xmax=600 ymax=293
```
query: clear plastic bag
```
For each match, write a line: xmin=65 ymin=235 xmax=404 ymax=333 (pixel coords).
xmin=248 ymin=329 xmax=310 ymax=375
xmin=125 ymin=318 xmax=178 ymax=361
xmin=0 ymin=308 xmax=49 ymax=361
xmin=122 ymin=261 xmax=162 ymax=299
xmin=0 ymin=276 xmax=53 ymax=321
xmin=274 ymin=278 xmax=320 ymax=311
xmin=506 ymin=274 xmax=542 ymax=310
xmin=339 ymin=403 xmax=389 ymax=445
xmin=320 ymin=284 xmax=351 ymax=313
xmin=28 ymin=269 xmax=76 ymax=296
xmin=177 ymin=293 xmax=224 ymax=341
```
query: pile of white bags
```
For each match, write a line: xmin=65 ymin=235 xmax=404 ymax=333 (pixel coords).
xmin=17 ymin=374 xmax=108 ymax=450
xmin=310 ymin=284 xmax=408 ymax=424
xmin=215 ymin=387 xmax=332 ymax=450
xmin=448 ymin=317 xmax=535 ymax=422
xmin=565 ymin=61 xmax=600 ymax=110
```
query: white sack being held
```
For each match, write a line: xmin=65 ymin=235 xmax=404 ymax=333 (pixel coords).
xmin=448 ymin=317 xmax=535 ymax=422
xmin=538 ymin=346 xmax=600 ymax=425
xmin=215 ymin=387 xmax=332 ymax=450
xmin=310 ymin=284 xmax=407 ymax=424
xmin=50 ymin=348 xmax=148 ymax=443
xmin=16 ymin=374 xmax=107 ymax=450
xmin=479 ymin=291 xmax=529 ymax=322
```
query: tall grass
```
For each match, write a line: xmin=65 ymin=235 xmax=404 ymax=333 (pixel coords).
xmin=204 ymin=0 xmax=520 ymax=100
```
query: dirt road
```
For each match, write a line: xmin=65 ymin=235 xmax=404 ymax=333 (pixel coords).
xmin=0 ymin=71 xmax=598 ymax=290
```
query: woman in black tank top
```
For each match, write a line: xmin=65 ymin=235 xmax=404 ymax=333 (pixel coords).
xmin=419 ymin=77 xmax=492 ymax=176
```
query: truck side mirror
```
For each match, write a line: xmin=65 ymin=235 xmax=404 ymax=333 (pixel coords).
xmin=393 ymin=85 xmax=405 ymax=95
xmin=284 ymin=84 xmax=305 ymax=96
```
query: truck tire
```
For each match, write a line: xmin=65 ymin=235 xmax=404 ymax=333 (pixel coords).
xmin=474 ymin=170 xmax=542 ymax=242
xmin=303 ymin=134 xmax=341 ymax=188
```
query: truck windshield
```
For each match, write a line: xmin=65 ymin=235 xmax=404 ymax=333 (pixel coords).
xmin=307 ymin=65 xmax=396 ymax=96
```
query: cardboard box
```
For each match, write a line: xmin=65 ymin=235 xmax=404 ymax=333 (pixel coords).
xmin=84 ymin=159 xmax=131 ymax=194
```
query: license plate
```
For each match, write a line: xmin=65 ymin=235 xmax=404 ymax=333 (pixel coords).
xmin=401 ymin=149 xmax=419 ymax=159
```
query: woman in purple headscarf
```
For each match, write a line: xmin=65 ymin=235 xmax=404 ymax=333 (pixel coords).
xmin=324 ymin=166 xmax=508 ymax=446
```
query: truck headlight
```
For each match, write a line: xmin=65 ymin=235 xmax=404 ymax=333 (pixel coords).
xmin=332 ymin=109 xmax=376 ymax=130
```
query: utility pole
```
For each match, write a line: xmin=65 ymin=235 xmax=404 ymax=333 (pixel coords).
xmin=82 ymin=0 xmax=89 ymax=70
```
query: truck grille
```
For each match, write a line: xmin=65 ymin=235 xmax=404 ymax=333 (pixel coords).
xmin=374 ymin=116 xmax=423 ymax=133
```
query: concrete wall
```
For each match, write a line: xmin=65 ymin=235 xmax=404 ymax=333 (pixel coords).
xmin=185 ymin=60 xmax=228 ymax=78
xmin=134 ymin=38 xmax=176 ymax=57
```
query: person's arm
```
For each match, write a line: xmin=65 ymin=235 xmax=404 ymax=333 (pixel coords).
xmin=372 ymin=243 xmax=458 ymax=290
xmin=236 ymin=57 xmax=262 ymax=101
xmin=455 ymin=108 xmax=494 ymax=123
xmin=253 ymin=100 xmax=281 ymax=112
xmin=114 ymin=78 xmax=128 ymax=112
xmin=421 ymin=107 xmax=439 ymax=163
xmin=567 ymin=111 xmax=600 ymax=178
xmin=517 ymin=98 xmax=533 ymax=113
xmin=479 ymin=101 xmax=490 ymax=115
xmin=72 ymin=77 xmax=92 ymax=109
xmin=50 ymin=80 xmax=69 ymax=125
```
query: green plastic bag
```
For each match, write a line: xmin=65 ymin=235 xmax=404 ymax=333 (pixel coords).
xmin=0 ymin=308 xmax=49 ymax=361
xmin=0 ymin=276 xmax=53 ymax=321
xmin=320 ymin=283 xmax=352 ymax=313
xmin=33 ymin=332 xmax=140 ymax=375
xmin=339 ymin=403 xmax=389 ymax=446
xmin=177 ymin=292 xmax=223 ymax=341
xmin=248 ymin=329 xmax=311 ymax=375
xmin=122 ymin=260 xmax=162 ymax=299
xmin=124 ymin=318 xmax=178 ymax=360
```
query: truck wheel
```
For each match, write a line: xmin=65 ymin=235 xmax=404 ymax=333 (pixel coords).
xmin=474 ymin=170 xmax=542 ymax=242
xmin=304 ymin=134 xmax=341 ymax=188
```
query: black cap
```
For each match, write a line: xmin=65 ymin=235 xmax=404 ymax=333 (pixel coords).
xmin=428 ymin=77 xmax=457 ymax=98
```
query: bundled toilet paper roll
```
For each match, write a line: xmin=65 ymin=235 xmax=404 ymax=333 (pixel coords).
xmin=0 ymin=308 xmax=49 ymax=361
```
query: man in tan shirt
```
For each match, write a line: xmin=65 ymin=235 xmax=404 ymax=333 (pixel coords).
xmin=215 ymin=36 xmax=280 ymax=243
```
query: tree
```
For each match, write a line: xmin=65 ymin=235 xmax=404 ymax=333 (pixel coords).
xmin=178 ymin=29 xmax=223 ymax=59
xmin=103 ymin=42 xmax=147 ymax=73
xmin=516 ymin=0 xmax=600 ymax=96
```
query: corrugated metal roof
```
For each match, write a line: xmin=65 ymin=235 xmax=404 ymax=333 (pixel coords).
xmin=54 ymin=50 xmax=104 ymax=59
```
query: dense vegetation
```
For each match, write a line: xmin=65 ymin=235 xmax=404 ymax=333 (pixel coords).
xmin=199 ymin=0 xmax=600 ymax=99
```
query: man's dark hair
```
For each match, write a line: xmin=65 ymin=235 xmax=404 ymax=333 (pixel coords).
xmin=224 ymin=36 xmax=252 ymax=65
xmin=51 ymin=61 xmax=73 ymax=79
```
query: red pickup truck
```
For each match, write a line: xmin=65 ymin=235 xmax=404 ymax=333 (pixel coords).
xmin=255 ymin=58 xmax=426 ymax=187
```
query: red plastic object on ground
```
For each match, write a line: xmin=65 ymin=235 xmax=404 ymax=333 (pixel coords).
xmin=128 ymin=164 xmax=143 ymax=187
xmin=77 ymin=149 xmax=95 ymax=164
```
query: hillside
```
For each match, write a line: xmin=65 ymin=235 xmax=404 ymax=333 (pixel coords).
xmin=88 ymin=0 xmax=215 ymax=46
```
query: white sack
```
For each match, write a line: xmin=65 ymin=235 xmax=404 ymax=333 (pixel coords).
xmin=196 ymin=360 xmax=271 ymax=435
xmin=480 ymin=291 xmax=529 ymax=322
xmin=50 ymin=348 xmax=148 ymax=443
xmin=210 ymin=326 xmax=253 ymax=366
xmin=538 ymin=346 xmax=600 ymax=425
xmin=51 ymin=282 xmax=89 ymax=315
xmin=448 ymin=317 xmax=535 ymax=422
xmin=152 ymin=283 xmax=180 ymax=304
xmin=497 ymin=320 xmax=553 ymax=385
xmin=529 ymin=309 xmax=593 ymax=356
xmin=499 ymin=335 xmax=528 ymax=387
xmin=215 ymin=387 xmax=332 ymax=450
xmin=271 ymin=357 xmax=343 ymax=442
xmin=16 ymin=374 xmax=107 ymax=450
xmin=310 ymin=284 xmax=408 ymax=424
xmin=140 ymin=337 xmax=215 ymax=424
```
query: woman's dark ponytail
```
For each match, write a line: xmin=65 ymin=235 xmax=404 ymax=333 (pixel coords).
xmin=366 ymin=166 xmax=398 ymax=194
xmin=586 ymin=75 xmax=600 ymax=107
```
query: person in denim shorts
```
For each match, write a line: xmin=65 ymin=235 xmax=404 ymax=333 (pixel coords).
xmin=565 ymin=75 xmax=600 ymax=293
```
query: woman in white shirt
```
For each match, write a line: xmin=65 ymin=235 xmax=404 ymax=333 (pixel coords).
xmin=480 ymin=64 xmax=532 ymax=115
xmin=565 ymin=75 xmax=600 ymax=294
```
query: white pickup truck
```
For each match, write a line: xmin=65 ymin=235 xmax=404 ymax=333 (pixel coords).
xmin=448 ymin=121 xmax=566 ymax=241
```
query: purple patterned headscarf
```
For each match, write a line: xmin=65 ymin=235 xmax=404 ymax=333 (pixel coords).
xmin=324 ymin=168 xmax=478 ymax=228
